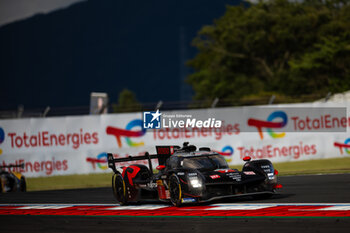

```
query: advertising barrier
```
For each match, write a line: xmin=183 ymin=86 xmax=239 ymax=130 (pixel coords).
xmin=0 ymin=102 xmax=349 ymax=177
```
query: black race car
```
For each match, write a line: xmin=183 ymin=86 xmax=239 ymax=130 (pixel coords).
xmin=108 ymin=142 xmax=281 ymax=206
xmin=0 ymin=164 xmax=27 ymax=193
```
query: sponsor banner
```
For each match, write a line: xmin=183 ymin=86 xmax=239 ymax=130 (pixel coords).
xmin=0 ymin=103 xmax=349 ymax=177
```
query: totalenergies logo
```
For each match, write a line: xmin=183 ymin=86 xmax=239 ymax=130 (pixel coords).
xmin=86 ymin=152 xmax=108 ymax=170
xmin=334 ymin=138 xmax=350 ymax=155
xmin=106 ymin=119 xmax=146 ymax=148
xmin=0 ymin=127 xmax=5 ymax=155
xmin=248 ymin=111 xmax=288 ymax=139
xmin=215 ymin=145 xmax=234 ymax=162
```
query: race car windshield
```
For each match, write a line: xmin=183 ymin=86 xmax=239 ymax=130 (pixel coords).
xmin=182 ymin=154 xmax=229 ymax=170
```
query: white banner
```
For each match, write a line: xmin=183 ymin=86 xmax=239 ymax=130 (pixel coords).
xmin=0 ymin=102 xmax=349 ymax=177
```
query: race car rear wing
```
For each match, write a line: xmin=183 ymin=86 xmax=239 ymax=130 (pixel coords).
xmin=107 ymin=152 xmax=158 ymax=174
xmin=107 ymin=145 xmax=179 ymax=173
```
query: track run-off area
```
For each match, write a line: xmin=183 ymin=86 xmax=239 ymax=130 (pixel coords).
xmin=0 ymin=203 xmax=350 ymax=217
xmin=0 ymin=174 xmax=350 ymax=232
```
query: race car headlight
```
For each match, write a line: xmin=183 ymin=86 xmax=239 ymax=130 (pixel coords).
xmin=189 ymin=176 xmax=202 ymax=188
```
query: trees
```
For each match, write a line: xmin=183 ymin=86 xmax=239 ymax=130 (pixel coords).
xmin=187 ymin=0 xmax=350 ymax=103
xmin=113 ymin=89 xmax=141 ymax=113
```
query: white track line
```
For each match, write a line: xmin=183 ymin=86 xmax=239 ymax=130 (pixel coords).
xmin=108 ymin=205 xmax=168 ymax=210
xmin=16 ymin=205 xmax=73 ymax=209
xmin=209 ymin=205 xmax=275 ymax=210
xmin=317 ymin=206 xmax=350 ymax=211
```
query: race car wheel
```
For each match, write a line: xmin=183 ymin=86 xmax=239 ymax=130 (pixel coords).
xmin=169 ymin=174 xmax=182 ymax=207
xmin=112 ymin=173 xmax=128 ymax=205
xmin=20 ymin=177 xmax=26 ymax=192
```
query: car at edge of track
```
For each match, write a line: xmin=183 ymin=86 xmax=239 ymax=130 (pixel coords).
xmin=108 ymin=142 xmax=282 ymax=206
xmin=0 ymin=164 xmax=27 ymax=193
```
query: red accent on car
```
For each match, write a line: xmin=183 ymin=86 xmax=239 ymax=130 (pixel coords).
xmin=121 ymin=166 xmax=140 ymax=186
xmin=156 ymin=146 xmax=175 ymax=155
xmin=243 ymin=156 xmax=251 ymax=162
xmin=156 ymin=165 xmax=166 ymax=171
xmin=273 ymin=184 xmax=283 ymax=189
xmin=274 ymin=169 xmax=279 ymax=175
xmin=216 ymin=169 xmax=235 ymax=173
xmin=183 ymin=193 xmax=200 ymax=198
xmin=157 ymin=184 xmax=167 ymax=200
xmin=210 ymin=175 xmax=220 ymax=179
xmin=179 ymin=178 xmax=188 ymax=184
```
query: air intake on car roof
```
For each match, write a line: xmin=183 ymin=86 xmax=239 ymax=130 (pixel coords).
xmin=181 ymin=142 xmax=196 ymax=152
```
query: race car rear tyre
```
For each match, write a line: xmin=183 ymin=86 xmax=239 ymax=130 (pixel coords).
xmin=112 ymin=173 xmax=128 ymax=205
xmin=169 ymin=174 xmax=182 ymax=207
xmin=20 ymin=177 xmax=26 ymax=192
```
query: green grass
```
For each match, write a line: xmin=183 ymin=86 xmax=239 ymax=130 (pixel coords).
xmin=272 ymin=157 xmax=350 ymax=176
xmin=26 ymin=157 xmax=350 ymax=192
xmin=27 ymin=172 xmax=114 ymax=191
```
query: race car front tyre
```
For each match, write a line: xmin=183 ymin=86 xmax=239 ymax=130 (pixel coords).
xmin=112 ymin=173 xmax=128 ymax=205
xmin=169 ymin=174 xmax=182 ymax=207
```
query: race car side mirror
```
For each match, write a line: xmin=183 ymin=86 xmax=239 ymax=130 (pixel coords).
xmin=243 ymin=156 xmax=251 ymax=162
xmin=156 ymin=165 xmax=166 ymax=171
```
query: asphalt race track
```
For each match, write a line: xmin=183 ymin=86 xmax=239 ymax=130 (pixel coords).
xmin=0 ymin=174 xmax=350 ymax=233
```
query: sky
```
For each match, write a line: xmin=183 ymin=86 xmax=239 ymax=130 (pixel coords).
xmin=0 ymin=0 xmax=239 ymax=110
xmin=0 ymin=0 xmax=86 ymax=27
